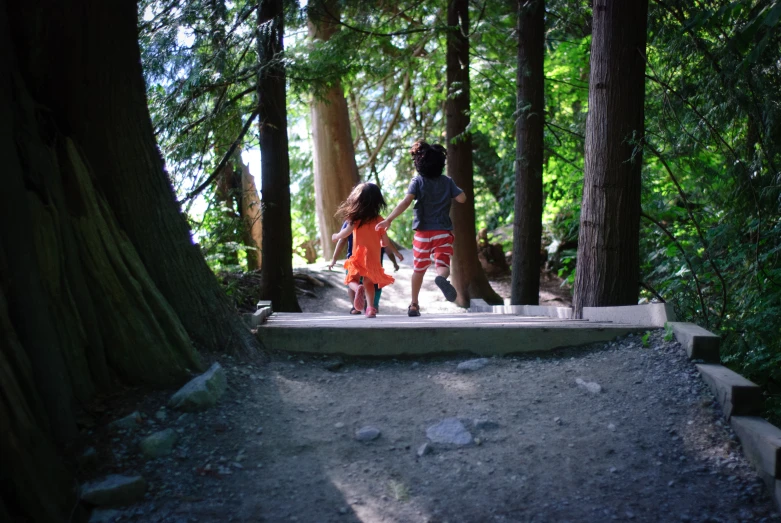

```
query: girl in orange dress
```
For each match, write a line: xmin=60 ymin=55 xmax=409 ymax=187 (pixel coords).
xmin=332 ymin=183 xmax=404 ymax=318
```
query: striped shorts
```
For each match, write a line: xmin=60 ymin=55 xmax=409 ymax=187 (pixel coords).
xmin=412 ymin=230 xmax=455 ymax=272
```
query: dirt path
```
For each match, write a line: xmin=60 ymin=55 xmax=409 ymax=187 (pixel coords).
xmin=294 ymin=251 xmax=572 ymax=315
xmin=80 ymin=265 xmax=781 ymax=523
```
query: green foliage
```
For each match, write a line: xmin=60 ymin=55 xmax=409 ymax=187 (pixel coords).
xmin=138 ymin=0 xmax=781 ymax=423
xmin=641 ymin=331 xmax=651 ymax=348
xmin=639 ymin=0 xmax=781 ymax=424
xmin=663 ymin=323 xmax=674 ymax=343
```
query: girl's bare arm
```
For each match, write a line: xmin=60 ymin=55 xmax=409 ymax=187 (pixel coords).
xmin=331 ymin=222 xmax=354 ymax=241
xmin=381 ymin=231 xmax=404 ymax=262
xmin=328 ymin=238 xmax=347 ymax=269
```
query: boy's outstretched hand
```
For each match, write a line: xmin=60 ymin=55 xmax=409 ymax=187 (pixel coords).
xmin=375 ymin=219 xmax=391 ymax=231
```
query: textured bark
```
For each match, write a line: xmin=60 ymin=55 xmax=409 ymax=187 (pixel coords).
xmin=258 ymin=0 xmax=301 ymax=312
xmin=13 ymin=0 xmax=259 ymax=354
xmin=573 ymin=0 xmax=649 ymax=317
xmin=510 ymin=0 xmax=545 ymax=305
xmin=446 ymin=0 xmax=503 ymax=307
xmin=309 ymin=0 xmax=361 ymax=260
xmin=215 ymin=160 xmax=243 ymax=267
xmin=239 ymin=154 xmax=264 ymax=270
xmin=1 ymin=1 xmax=257 ymax=518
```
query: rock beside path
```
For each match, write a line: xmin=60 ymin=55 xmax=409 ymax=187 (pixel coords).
xmin=168 ymin=363 xmax=227 ymax=412
xmin=355 ymin=426 xmax=381 ymax=441
xmin=457 ymin=358 xmax=489 ymax=372
xmin=140 ymin=429 xmax=178 ymax=459
xmin=426 ymin=418 xmax=473 ymax=446
xmin=110 ymin=411 xmax=142 ymax=430
xmin=576 ymin=378 xmax=602 ymax=394
xmin=80 ymin=475 xmax=147 ymax=506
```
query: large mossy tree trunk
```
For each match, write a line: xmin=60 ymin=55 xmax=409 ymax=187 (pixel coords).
xmin=510 ymin=0 xmax=545 ymax=305
xmin=308 ymin=0 xmax=361 ymax=261
xmin=2 ymin=0 xmax=258 ymax=519
xmin=32 ymin=0 xmax=259 ymax=354
xmin=257 ymin=0 xmax=301 ymax=312
xmin=573 ymin=0 xmax=648 ymax=317
xmin=446 ymin=0 xmax=503 ymax=308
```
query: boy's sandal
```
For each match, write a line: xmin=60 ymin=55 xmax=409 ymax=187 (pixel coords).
xmin=349 ymin=307 xmax=361 ymax=315
xmin=407 ymin=303 xmax=421 ymax=317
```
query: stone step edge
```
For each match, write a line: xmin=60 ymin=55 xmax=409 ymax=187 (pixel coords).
xmin=679 ymin=322 xmax=780 ymax=511
xmin=468 ymin=301 xmax=675 ymax=328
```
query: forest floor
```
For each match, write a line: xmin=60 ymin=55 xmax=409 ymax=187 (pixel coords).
xmin=80 ymin=255 xmax=781 ymax=523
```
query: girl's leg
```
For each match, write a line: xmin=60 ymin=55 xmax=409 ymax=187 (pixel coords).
xmin=363 ymin=277 xmax=376 ymax=308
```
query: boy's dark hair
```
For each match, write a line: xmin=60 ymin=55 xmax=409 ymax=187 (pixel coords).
xmin=410 ymin=140 xmax=447 ymax=178
xmin=336 ymin=182 xmax=387 ymax=227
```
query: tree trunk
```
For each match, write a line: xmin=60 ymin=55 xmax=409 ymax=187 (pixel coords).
xmin=258 ymin=0 xmax=301 ymax=312
xmin=239 ymin=153 xmax=264 ymax=270
xmin=1 ymin=0 xmax=257 ymax=518
xmin=573 ymin=0 xmax=648 ymax=317
xmin=308 ymin=0 xmax=361 ymax=260
xmin=446 ymin=0 xmax=503 ymax=307
xmin=510 ymin=0 xmax=545 ymax=305
xmin=19 ymin=0 xmax=260 ymax=354
xmin=215 ymin=159 xmax=243 ymax=267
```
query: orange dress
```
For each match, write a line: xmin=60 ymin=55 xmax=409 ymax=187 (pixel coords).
xmin=343 ymin=216 xmax=395 ymax=288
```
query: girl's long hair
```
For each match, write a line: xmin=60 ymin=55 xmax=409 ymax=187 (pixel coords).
xmin=410 ymin=140 xmax=447 ymax=178
xmin=336 ymin=182 xmax=387 ymax=227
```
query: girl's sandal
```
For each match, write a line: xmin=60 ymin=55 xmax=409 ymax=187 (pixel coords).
xmin=365 ymin=306 xmax=378 ymax=318
xmin=407 ymin=303 xmax=421 ymax=317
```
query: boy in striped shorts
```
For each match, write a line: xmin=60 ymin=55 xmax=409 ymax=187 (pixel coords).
xmin=376 ymin=141 xmax=466 ymax=316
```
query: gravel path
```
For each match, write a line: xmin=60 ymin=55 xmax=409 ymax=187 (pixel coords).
xmin=79 ymin=265 xmax=781 ymax=522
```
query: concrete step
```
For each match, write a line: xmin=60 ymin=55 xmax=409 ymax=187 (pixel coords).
xmin=256 ymin=313 xmax=650 ymax=357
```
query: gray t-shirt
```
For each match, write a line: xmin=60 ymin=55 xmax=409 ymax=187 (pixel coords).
xmin=407 ymin=175 xmax=464 ymax=231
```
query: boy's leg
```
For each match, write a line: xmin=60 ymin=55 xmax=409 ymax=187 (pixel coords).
xmin=432 ymin=234 xmax=457 ymax=302
xmin=373 ymin=285 xmax=382 ymax=309
xmin=435 ymin=266 xmax=450 ymax=279
xmin=411 ymin=270 xmax=425 ymax=305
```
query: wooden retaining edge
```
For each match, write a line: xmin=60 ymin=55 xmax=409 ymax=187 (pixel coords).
xmin=668 ymin=322 xmax=720 ymax=362
xmin=696 ymin=364 xmax=764 ymax=419
xmin=671 ymin=324 xmax=781 ymax=511
xmin=730 ymin=416 xmax=781 ymax=480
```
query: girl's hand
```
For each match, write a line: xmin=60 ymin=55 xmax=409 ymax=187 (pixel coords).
xmin=375 ymin=219 xmax=391 ymax=231
xmin=395 ymin=251 xmax=404 ymax=262
xmin=327 ymin=259 xmax=337 ymax=270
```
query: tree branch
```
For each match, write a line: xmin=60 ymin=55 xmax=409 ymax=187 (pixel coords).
xmin=181 ymin=109 xmax=258 ymax=203
xmin=646 ymin=143 xmax=728 ymax=327
xmin=641 ymin=210 xmax=709 ymax=327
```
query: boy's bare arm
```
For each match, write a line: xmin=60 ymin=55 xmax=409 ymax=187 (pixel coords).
xmin=376 ymin=194 xmax=415 ymax=230
xmin=455 ymin=192 xmax=467 ymax=203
